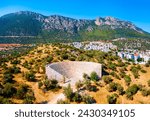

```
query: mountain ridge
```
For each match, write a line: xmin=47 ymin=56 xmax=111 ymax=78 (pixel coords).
xmin=0 ymin=11 xmax=150 ymax=43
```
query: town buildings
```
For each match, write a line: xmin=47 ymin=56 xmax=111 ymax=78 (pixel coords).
xmin=117 ymin=50 xmax=150 ymax=64
xmin=71 ymin=41 xmax=117 ymax=52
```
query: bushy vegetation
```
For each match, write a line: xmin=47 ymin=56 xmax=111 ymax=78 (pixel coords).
xmin=3 ymin=73 xmax=15 ymax=84
xmin=43 ymin=79 xmax=59 ymax=91
xmin=63 ymin=84 xmax=96 ymax=104
xmin=83 ymin=73 xmax=90 ymax=80
xmin=126 ymin=84 xmax=139 ymax=100
xmin=102 ymin=76 xmax=113 ymax=84
xmin=119 ymin=68 xmax=126 ymax=78
xmin=24 ymin=72 xmax=36 ymax=82
xmin=107 ymin=62 xmax=117 ymax=71
xmin=63 ymin=84 xmax=74 ymax=101
xmin=90 ymin=72 xmax=99 ymax=81
xmin=11 ymin=59 xmax=21 ymax=65
xmin=0 ymin=83 xmax=16 ymax=98
xmin=5 ymin=66 xmax=21 ymax=74
xmin=84 ymin=80 xmax=91 ymax=90
xmin=46 ymin=55 xmax=53 ymax=63
xmin=0 ymin=96 xmax=12 ymax=104
xmin=110 ymin=71 xmax=120 ymax=80
xmin=72 ymin=92 xmax=82 ymax=102
xmin=23 ymin=91 xmax=35 ymax=104
xmin=108 ymin=82 xmax=118 ymax=92
xmin=145 ymin=60 xmax=150 ymax=67
xmin=38 ymin=81 xmax=43 ymax=89
xmin=147 ymin=80 xmax=150 ymax=87
xmin=117 ymin=84 xmax=124 ymax=95
xmin=57 ymin=99 xmax=70 ymax=104
xmin=82 ymin=94 xmax=96 ymax=104
xmin=75 ymin=80 xmax=83 ymax=91
xmin=141 ymin=88 xmax=150 ymax=97
xmin=130 ymin=66 xmax=140 ymax=79
xmin=16 ymin=84 xmax=29 ymax=99
xmin=0 ymin=43 xmax=150 ymax=104
xmin=108 ymin=82 xmax=124 ymax=95
xmin=124 ymin=75 xmax=131 ymax=86
xmin=107 ymin=93 xmax=118 ymax=104
xmin=61 ymin=54 xmax=69 ymax=60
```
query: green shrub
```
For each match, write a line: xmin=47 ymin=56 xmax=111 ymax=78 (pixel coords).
xmin=22 ymin=61 xmax=29 ymax=68
xmin=141 ymin=69 xmax=147 ymax=73
xmin=141 ymin=89 xmax=149 ymax=97
xmin=130 ymin=66 xmax=139 ymax=78
xmin=3 ymin=83 xmax=16 ymax=98
xmin=0 ymin=96 xmax=12 ymax=104
xmin=145 ymin=63 xmax=149 ymax=67
xmin=57 ymin=99 xmax=70 ymax=104
xmin=124 ymin=75 xmax=131 ymax=85
xmin=0 ymin=84 xmax=3 ymax=95
xmin=110 ymin=71 xmax=120 ymax=79
xmin=138 ymin=84 xmax=144 ymax=91
xmin=72 ymin=92 xmax=82 ymax=103
xmin=5 ymin=66 xmax=21 ymax=74
xmin=82 ymin=95 xmax=96 ymax=104
xmin=16 ymin=84 xmax=29 ymax=99
xmin=119 ymin=72 xmax=126 ymax=78
xmin=43 ymin=79 xmax=58 ymax=90
xmin=61 ymin=54 xmax=69 ymax=60
xmin=83 ymin=73 xmax=90 ymax=80
xmin=147 ymin=80 xmax=150 ymax=87
xmin=126 ymin=84 xmax=139 ymax=100
xmin=75 ymin=80 xmax=83 ymax=91
xmin=117 ymin=84 xmax=124 ymax=95
xmin=3 ymin=73 xmax=14 ymax=84
xmin=69 ymin=57 xmax=75 ymax=61
xmin=108 ymin=63 xmax=116 ymax=71
xmin=108 ymin=82 xmax=118 ymax=92
xmin=137 ymin=65 xmax=141 ymax=70
xmin=117 ymin=61 xmax=125 ymax=67
xmin=23 ymin=91 xmax=35 ymax=104
xmin=90 ymin=72 xmax=99 ymax=81
xmin=88 ymin=85 xmax=98 ymax=92
xmin=107 ymin=93 xmax=118 ymax=104
xmin=13 ymin=66 xmax=21 ymax=74
xmin=102 ymin=76 xmax=113 ymax=84
xmin=38 ymin=81 xmax=43 ymax=89
xmin=25 ymin=72 xmax=36 ymax=82
xmin=84 ymin=80 xmax=91 ymax=90
xmin=46 ymin=56 xmax=53 ymax=63
xmin=63 ymin=84 xmax=73 ymax=101
xmin=11 ymin=59 xmax=21 ymax=65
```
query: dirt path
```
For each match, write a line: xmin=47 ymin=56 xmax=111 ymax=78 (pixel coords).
xmin=48 ymin=93 xmax=65 ymax=104
xmin=31 ymin=83 xmax=49 ymax=103
xmin=30 ymin=82 xmax=64 ymax=104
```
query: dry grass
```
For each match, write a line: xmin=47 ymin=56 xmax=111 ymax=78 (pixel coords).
xmin=88 ymin=64 xmax=150 ymax=104
xmin=1 ymin=44 xmax=150 ymax=104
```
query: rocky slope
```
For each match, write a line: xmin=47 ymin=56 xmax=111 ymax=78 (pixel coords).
xmin=0 ymin=11 xmax=150 ymax=43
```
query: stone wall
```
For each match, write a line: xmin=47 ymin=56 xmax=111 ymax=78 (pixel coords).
xmin=46 ymin=61 xmax=102 ymax=84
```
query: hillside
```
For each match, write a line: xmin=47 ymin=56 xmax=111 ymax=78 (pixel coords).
xmin=0 ymin=11 xmax=150 ymax=43
xmin=0 ymin=43 xmax=150 ymax=104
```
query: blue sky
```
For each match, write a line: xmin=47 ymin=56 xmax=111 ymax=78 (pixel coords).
xmin=0 ymin=0 xmax=150 ymax=32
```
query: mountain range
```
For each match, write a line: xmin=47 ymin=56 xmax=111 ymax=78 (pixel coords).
xmin=0 ymin=11 xmax=150 ymax=43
